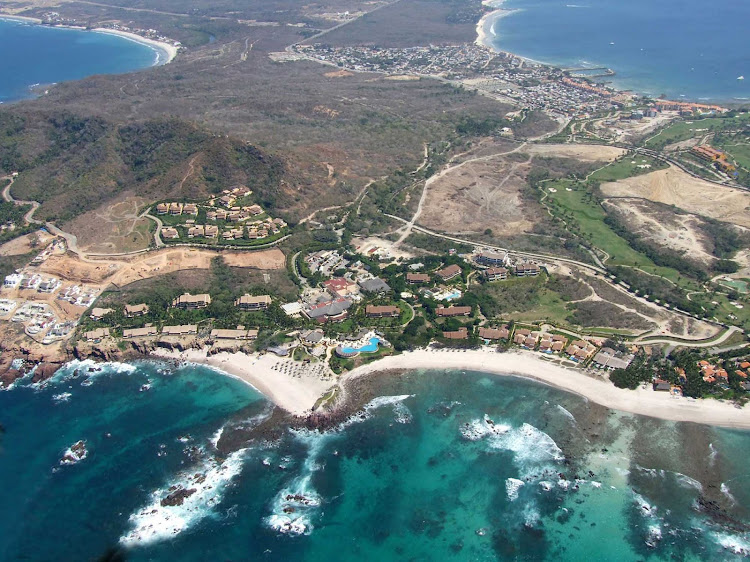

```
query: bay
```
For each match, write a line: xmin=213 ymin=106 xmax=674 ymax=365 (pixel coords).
xmin=0 ymin=18 xmax=163 ymax=103
xmin=489 ymin=0 xmax=750 ymax=102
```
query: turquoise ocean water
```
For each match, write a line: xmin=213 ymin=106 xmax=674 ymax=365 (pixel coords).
xmin=0 ymin=18 xmax=163 ymax=102
xmin=489 ymin=0 xmax=750 ymax=102
xmin=1 ymin=362 xmax=749 ymax=560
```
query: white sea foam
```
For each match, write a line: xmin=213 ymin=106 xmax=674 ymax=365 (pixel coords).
xmin=265 ymin=430 xmax=329 ymax=536
xmin=506 ymin=478 xmax=525 ymax=501
xmin=709 ymin=443 xmax=718 ymax=466
xmin=52 ymin=392 xmax=72 ymax=403
xmin=714 ymin=532 xmax=750 ymax=556
xmin=720 ymin=482 xmax=737 ymax=505
xmin=60 ymin=440 xmax=88 ymax=465
xmin=555 ymin=404 xmax=576 ymax=423
xmin=119 ymin=448 xmax=247 ymax=547
xmin=41 ymin=359 xmax=138 ymax=388
xmin=209 ymin=426 xmax=225 ymax=449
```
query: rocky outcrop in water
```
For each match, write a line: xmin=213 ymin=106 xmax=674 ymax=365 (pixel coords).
xmin=161 ymin=486 xmax=197 ymax=507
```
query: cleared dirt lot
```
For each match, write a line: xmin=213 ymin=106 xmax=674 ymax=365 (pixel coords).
xmin=601 ymin=165 xmax=750 ymax=228
xmin=0 ymin=230 xmax=53 ymax=257
xmin=602 ymin=198 xmax=716 ymax=266
xmin=418 ymin=143 xmax=622 ymax=235
xmin=64 ymin=195 xmax=152 ymax=254
xmin=37 ymin=248 xmax=286 ymax=287
xmin=524 ymin=144 xmax=625 ymax=162
xmin=418 ymin=154 xmax=537 ymax=235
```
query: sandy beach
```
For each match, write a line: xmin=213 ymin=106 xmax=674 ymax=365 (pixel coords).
xmin=475 ymin=0 xmax=520 ymax=49
xmin=153 ymin=345 xmax=750 ymax=430
xmin=342 ymin=349 xmax=750 ymax=430
xmin=151 ymin=348 xmax=334 ymax=415
xmin=92 ymin=28 xmax=178 ymax=65
xmin=0 ymin=14 xmax=43 ymax=24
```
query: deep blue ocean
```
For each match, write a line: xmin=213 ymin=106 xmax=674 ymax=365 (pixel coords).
xmin=0 ymin=18 xmax=162 ymax=102
xmin=1 ymin=361 xmax=750 ymax=560
xmin=490 ymin=0 xmax=750 ymax=101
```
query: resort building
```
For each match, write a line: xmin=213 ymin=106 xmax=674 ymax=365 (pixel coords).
xmin=161 ymin=227 xmax=179 ymax=240
xmin=210 ymin=328 xmax=258 ymax=341
xmin=592 ymin=348 xmax=635 ymax=370
xmin=475 ymin=250 xmax=509 ymax=267
xmin=124 ymin=303 xmax=149 ymax=317
xmin=406 ymin=273 xmax=430 ymax=284
xmin=484 ymin=267 xmax=508 ymax=282
xmin=478 ymin=326 xmax=510 ymax=340
xmin=172 ymin=293 xmax=211 ymax=309
xmin=235 ymin=294 xmax=271 ymax=311
xmin=365 ymin=305 xmax=400 ymax=318
xmin=358 ymin=278 xmax=392 ymax=294
xmin=436 ymin=264 xmax=462 ymax=281
xmin=323 ymin=278 xmax=359 ymax=298
xmin=183 ymin=203 xmax=199 ymax=216
xmin=3 ymin=273 xmax=24 ymax=289
xmin=84 ymin=327 xmax=110 ymax=342
xmin=205 ymin=225 xmax=219 ymax=238
xmin=188 ymin=225 xmax=205 ymax=238
xmin=169 ymin=203 xmax=183 ymax=215
xmin=123 ymin=326 xmax=158 ymax=339
xmin=436 ymin=306 xmax=472 ymax=317
xmin=155 ymin=203 xmax=170 ymax=215
xmin=89 ymin=307 xmax=113 ymax=321
xmin=161 ymin=324 xmax=198 ymax=336
xmin=303 ymin=298 xmax=352 ymax=323
xmin=442 ymin=327 xmax=468 ymax=340
xmin=515 ymin=263 xmax=541 ymax=277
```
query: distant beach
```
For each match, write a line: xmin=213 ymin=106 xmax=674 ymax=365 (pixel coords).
xmin=92 ymin=28 xmax=178 ymax=66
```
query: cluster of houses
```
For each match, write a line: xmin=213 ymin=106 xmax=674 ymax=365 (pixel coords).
xmin=305 ymin=249 xmax=350 ymax=276
xmin=155 ymin=187 xmax=287 ymax=244
xmin=83 ymin=292 xmax=273 ymax=343
xmin=697 ymin=359 xmax=750 ymax=388
xmin=302 ymin=274 xmax=394 ymax=323
xmin=473 ymin=250 xmax=540 ymax=280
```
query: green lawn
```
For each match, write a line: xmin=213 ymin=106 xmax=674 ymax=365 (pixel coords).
xmin=644 ymin=114 xmax=750 ymax=150
xmin=588 ymin=155 xmax=666 ymax=182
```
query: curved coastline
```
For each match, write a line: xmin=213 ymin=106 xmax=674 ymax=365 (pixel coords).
xmin=0 ymin=16 xmax=177 ymax=66
xmin=152 ymin=346 xmax=750 ymax=429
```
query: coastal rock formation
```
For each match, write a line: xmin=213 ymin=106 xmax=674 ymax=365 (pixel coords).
xmin=161 ymin=486 xmax=198 ymax=506
xmin=60 ymin=440 xmax=88 ymax=465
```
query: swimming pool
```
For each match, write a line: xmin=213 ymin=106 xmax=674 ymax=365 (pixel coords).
xmin=340 ymin=337 xmax=382 ymax=355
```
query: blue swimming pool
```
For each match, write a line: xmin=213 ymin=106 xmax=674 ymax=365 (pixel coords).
xmin=340 ymin=337 xmax=382 ymax=355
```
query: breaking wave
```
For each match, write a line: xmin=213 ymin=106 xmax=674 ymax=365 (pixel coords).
xmin=119 ymin=448 xmax=248 ymax=547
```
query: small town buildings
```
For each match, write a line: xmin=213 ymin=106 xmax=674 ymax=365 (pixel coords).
xmin=123 ymin=326 xmax=158 ymax=338
xmin=358 ymin=278 xmax=391 ymax=294
xmin=183 ymin=203 xmax=199 ymax=216
xmin=436 ymin=306 xmax=472 ymax=317
xmin=172 ymin=293 xmax=211 ymax=309
xmin=323 ymin=278 xmax=359 ymax=298
xmin=84 ymin=327 xmax=110 ymax=342
xmin=484 ymin=267 xmax=508 ymax=282
xmin=443 ymin=327 xmax=468 ymax=340
xmin=219 ymin=195 xmax=236 ymax=208
xmin=406 ymin=273 xmax=430 ymax=284
xmin=124 ymin=303 xmax=149 ymax=317
xmin=205 ymin=225 xmax=219 ymax=238
xmin=475 ymin=250 xmax=508 ymax=267
xmin=303 ymin=298 xmax=352 ymax=323
xmin=169 ymin=203 xmax=183 ymax=215
xmin=478 ymin=326 xmax=509 ymax=340
xmin=90 ymin=307 xmax=113 ymax=321
xmin=161 ymin=324 xmax=198 ymax=336
xmin=365 ymin=305 xmax=400 ymax=318
xmin=235 ymin=294 xmax=271 ymax=311
xmin=515 ymin=263 xmax=541 ymax=277
xmin=436 ymin=264 xmax=462 ymax=281
xmin=38 ymin=278 xmax=61 ymax=293
xmin=156 ymin=203 xmax=169 ymax=215
xmin=281 ymin=302 xmax=303 ymax=317
xmin=210 ymin=328 xmax=258 ymax=340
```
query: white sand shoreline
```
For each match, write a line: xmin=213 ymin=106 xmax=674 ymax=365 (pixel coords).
xmin=150 ymin=348 xmax=333 ymax=416
xmin=342 ymin=349 xmax=750 ymax=430
xmin=152 ymin=346 xmax=750 ymax=430
xmin=92 ymin=28 xmax=178 ymax=65
xmin=0 ymin=14 xmax=43 ymax=24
